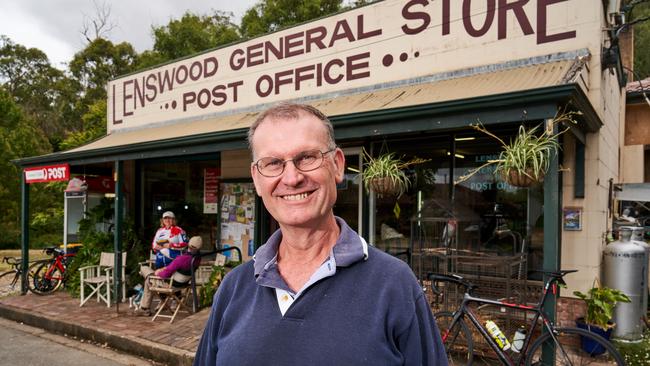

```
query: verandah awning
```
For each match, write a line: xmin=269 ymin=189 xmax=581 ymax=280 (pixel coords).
xmin=16 ymin=50 xmax=600 ymax=167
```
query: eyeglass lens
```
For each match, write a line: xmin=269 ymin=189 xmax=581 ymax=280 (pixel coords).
xmin=256 ymin=149 xmax=331 ymax=177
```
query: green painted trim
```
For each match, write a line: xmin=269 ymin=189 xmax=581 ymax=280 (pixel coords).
xmin=114 ymin=161 xmax=123 ymax=304
xmin=17 ymin=130 xmax=247 ymax=167
xmin=20 ymin=174 xmax=29 ymax=295
xmin=543 ymin=121 xmax=562 ymax=320
xmin=541 ymin=120 xmax=562 ymax=362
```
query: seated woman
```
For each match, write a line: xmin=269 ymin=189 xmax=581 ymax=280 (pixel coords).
xmin=152 ymin=211 xmax=188 ymax=268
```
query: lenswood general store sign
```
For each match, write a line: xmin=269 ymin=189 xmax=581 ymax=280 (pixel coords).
xmin=108 ymin=0 xmax=597 ymax=131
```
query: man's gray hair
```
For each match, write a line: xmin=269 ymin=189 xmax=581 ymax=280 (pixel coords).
xmin=247 ymin=103 xmax=337 ymax=157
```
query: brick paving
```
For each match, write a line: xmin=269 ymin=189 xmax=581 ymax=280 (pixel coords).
xmin=0 ymin=290 xmax=210 ymax=365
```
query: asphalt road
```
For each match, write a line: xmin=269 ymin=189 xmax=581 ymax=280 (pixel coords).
xmin=0 ymin=317 xmax=157 ymax=366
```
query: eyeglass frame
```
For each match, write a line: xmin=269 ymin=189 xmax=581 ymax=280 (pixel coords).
xmin=252 ymin=148 xmax=337 ymax=177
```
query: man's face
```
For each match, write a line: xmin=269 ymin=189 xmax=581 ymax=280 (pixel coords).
xmin=250 ymin=112 xmax=345 ymax=229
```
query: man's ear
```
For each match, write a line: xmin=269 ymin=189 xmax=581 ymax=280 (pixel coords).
xmin=251 ymin=164 xmax=262 ymax=196
xmin=333 ymin=148 xmax=346 ymax=184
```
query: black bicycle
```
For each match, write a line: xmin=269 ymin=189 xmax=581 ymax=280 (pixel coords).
xmin=0 ymin=256 xmax=36 ymax=294
xmin=430 ymin=270 xmax=625 ymax=365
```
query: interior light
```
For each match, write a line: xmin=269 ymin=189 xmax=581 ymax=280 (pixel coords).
xmin=157 ymin=205 xmax=162 ymax=211
xmin=104 ymin=193 xmax=116 ymax=198
xmin=446 ymin=152 xmax=465 ymax=159
xmin=347 ymin=167 xmax=360 ymax=173
xmin=184 ymin=205 xmax=189 ymax=210
xmin=455 ymin=137 xmax=476 ymax=141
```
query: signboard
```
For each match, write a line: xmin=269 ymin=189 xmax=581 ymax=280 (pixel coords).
xmin=107 ymin=0 xmax=596 ymax=132
xmin=24 ymin=164 xmax=70 ymax=184
xmin=204 ymin=168 xmax=220 ymax=213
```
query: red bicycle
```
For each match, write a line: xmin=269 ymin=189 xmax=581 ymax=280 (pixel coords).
xmin=29 ymin=247 xmax=77 ymax=295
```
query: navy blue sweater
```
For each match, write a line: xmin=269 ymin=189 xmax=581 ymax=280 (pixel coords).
xmin=194 ymin=222 xmax=447 ymax=365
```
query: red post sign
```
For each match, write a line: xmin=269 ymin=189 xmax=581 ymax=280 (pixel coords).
xmin=24 ymin=164 xmax=70 ymax=183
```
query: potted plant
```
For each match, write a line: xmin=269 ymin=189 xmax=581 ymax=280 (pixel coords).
xmin=361 ymin=149 xmax=428 ymax=197
xmin=455 ymin=110 xmax=580 ymax=187
xmin=573 ymin=285 xmax=631 ymax=354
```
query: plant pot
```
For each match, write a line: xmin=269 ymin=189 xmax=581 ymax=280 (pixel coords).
xmin=575 ymin=317 xmax=614 ymax=355
xmin=503 ymin=169 xmax=544 ymax=188
xmin=368 ymin=177 xmax=402 ymax=197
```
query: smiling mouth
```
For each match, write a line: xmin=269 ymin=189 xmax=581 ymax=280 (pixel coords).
xmin=281 ymin=192 xmax=310 ymax=201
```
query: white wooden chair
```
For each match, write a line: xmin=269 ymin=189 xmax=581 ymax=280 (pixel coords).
xmin=79 ymin=252 xmax=127 ymax=307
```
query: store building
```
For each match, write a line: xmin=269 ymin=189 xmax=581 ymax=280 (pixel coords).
xmin=17 ymin=0 xmax=628 ymax=313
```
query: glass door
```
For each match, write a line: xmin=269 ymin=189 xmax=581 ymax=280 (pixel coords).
xmin=333 ymin=147 xmax=363 ymax=234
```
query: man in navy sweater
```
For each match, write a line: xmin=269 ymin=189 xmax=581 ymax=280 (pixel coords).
xmin=194 ymin=103 xmax=448 ymax=365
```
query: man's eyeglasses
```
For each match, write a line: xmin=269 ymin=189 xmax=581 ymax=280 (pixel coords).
xmin=253 ymin=148 xmax=336 ymax=177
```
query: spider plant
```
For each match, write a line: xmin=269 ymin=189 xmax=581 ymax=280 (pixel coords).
xmin=362 ymin=149 xmax=428 ymax=197
xmin=455 ymin=110 xmax=580 ymax=186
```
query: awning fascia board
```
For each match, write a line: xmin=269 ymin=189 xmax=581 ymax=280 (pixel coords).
xmin=333 ymin=83 xmax=602 ymax=137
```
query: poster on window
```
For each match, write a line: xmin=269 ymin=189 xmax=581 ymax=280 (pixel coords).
xmin=203 ymin=168 xmax=220 ymax=214
xmin=219 ymin=182 xmax=256 ymax=261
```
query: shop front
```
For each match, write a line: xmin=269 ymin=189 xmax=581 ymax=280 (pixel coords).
xmin=17 ymin=0 xmax=625 ymax=316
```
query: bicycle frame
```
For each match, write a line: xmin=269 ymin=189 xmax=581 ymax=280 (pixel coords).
xmin=43 ymin=252 xmax=75 ymax=281
xmin=440 ymin=275 xmax=571 ymax=365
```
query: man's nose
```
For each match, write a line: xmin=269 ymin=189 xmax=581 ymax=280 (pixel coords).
xmin=280 ymin=161 xmax=305 ymax=185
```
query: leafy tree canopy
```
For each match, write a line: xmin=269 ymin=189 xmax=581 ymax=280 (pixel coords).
xmin=240 ymin=0 xmax=343 ymax=38
xmin=0 ymin=87 xmax=52 ymax=246
xmin=626 ymin=1 xmax=650 ymax=79
xmin=69 ymin=38 xmax=137 ymax=103
xmin=139 ymin=11 xmax=240 ymax=68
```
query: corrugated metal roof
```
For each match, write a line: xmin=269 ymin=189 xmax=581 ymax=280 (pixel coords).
xmin=626 ymin=77 xmax=650 ymax=94
xmin=57 ymin=58 xmax=586 ymax=156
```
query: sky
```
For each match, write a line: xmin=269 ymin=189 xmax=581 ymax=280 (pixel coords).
xmin=0 ymin=0 xmax=257 ymax=70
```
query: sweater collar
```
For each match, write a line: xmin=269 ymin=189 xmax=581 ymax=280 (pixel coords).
xmin=253 ymin=217 xmax=367 ymax=277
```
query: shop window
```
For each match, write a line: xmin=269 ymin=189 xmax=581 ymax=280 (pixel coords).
xmin=142 ymin=158 xmax=220 ymax=250
xmin=368 ymin=128 xmax=544 ymax=279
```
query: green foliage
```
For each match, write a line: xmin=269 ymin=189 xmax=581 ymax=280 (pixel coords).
xmin=455 ymin=111 xmax=579 ymax=185
xmin=0 ymin=87 xmax=52 ymax=247
xmin=65 ymin=197 xmax=145 ymax=297
xmin=0 ymin=36 xmax=81 ymax=143
xmin=628 ymin=1 xmax=650 ymax=79
xmin=68 ymin=38 xmax=136 ymax=112
xmin=59 ymin=100 xmax=107 ymax=150
xmin=199 ymin=265 xmax=227 ymax=307
xmin=361 ymin=148 xmax=428 ymax=197
xmin=199 ymin=262 xmax=240 ymax=307
xmin=614 ymin=329 xmax=650 ymax=366
xmin=150 ymin=12 xmax=240 ymax=62
xmin=573 ymin=285 xmax=631 ymax=329
xmin=241 ymin=0 xmax=343 ymax=38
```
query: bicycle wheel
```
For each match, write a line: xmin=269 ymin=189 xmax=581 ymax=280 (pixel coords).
xmin=525 ymin=327 xmax=624 ymax=366
xmin=29 ymin=261 xmax=63 ymax=295
xmin=0 ymin=270 xmax=20 ymax=294
xmin=435 ymin=311 xmax=474 ymax=365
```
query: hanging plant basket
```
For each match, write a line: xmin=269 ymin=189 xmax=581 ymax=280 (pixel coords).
xmin=454 ymin=110 xmax=581 ymax=187
xmin=368 ymin=177 xmax=402 ymax=197
xmin=503 ymin=169 xmax=545 ymax=188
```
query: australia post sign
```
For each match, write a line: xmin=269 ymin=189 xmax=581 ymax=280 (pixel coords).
xmin=24 ymin=164 xmax=70 ymax=184
xmin=108 ymin=0 xmax=595 ymax=132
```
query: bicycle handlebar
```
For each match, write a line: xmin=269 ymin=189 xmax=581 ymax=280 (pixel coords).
xmin=427 ymin=272 xmax=478 ymax=296
xmin=2 ymin=256 xmax=20 ymax=266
